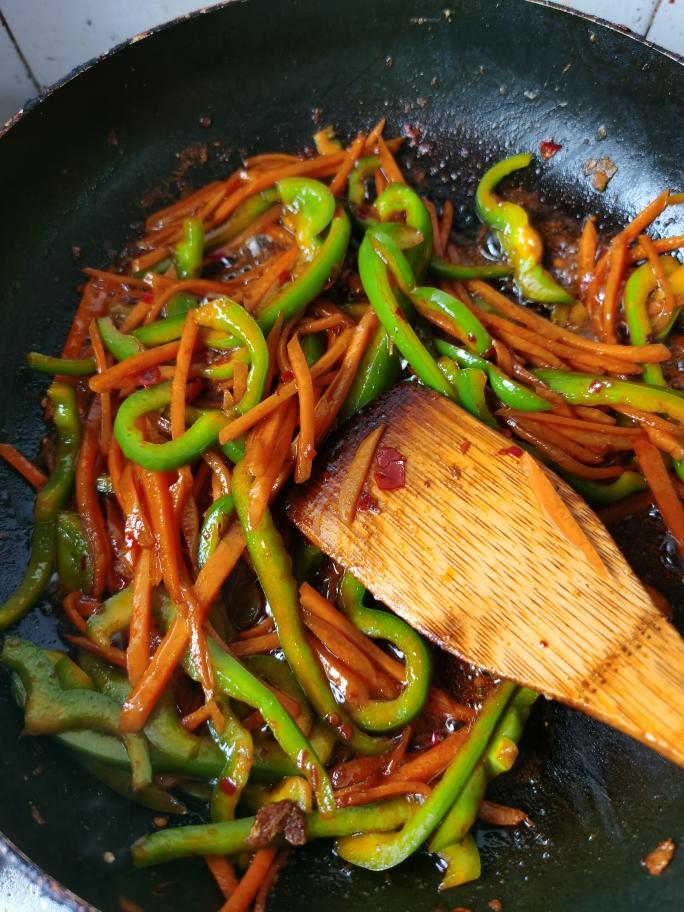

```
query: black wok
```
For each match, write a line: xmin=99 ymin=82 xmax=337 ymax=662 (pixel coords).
xmin=0 ymin=1 xmax=682 ymax=909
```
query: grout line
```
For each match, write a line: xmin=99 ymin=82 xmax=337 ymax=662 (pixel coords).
xmin=0 ymin=7 xmax=41 ymax=94
xmin=643 ymin=0 xmax=662 ymax=37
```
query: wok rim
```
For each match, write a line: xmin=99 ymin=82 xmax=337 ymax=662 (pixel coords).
xmin=0 ymin=0 xmax=682 ymax=909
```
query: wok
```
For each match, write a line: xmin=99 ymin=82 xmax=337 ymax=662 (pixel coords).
xmin=0 ymin=0 xmax=682 ymax=909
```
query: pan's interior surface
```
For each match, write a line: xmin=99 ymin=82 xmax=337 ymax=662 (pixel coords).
xmin=0 ymin=0 xmax=683 ymax=909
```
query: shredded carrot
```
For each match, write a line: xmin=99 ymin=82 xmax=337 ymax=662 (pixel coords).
xmin=170 ymin=315 xmax=199 ymax=439
xmin=146 ymin=181 xmax=224 ymax=231
xmin=577 ymin=215 xmax=598 ymax=297
xmin=498 ymin=410 xmax=639 ymax=437
xmin=62 ymin=280 xmax=111 ymax=358
xmin=89 ymin=319 xmax=112 ymax=454
xmin=245 ymin=399 xmax=298 ymax=529
xmin=82 ymin=268 xmax=145 ymax=288
xmin=220 ymin=848 xmax=277 ymax=912
xmin=612 ymin=405 xmax=684 ymax=437
xmin=253 ymin=850 xmax=289 ymax=912
xmin=375 ymin=134 xmax=405 ymax=184
xmin=138 ymin=468 xmax=184 ymax=604
xmin=396 ymin=728 xmax=470 ymax=783
xmin=630 ymin=235 xmax=684 ymax=260
xmin=181 ymin=702 xmax=214 ymax=731
xmin=601 ymin=237 xmax=628 ymax=344
xmin=505 ymin=420 xmax=625 ymax=478
xmin=638 ymin=233 xmax=677 ymax=332
xmin=468 ymin=280 xmax=669 ymax=362
xmin=516 ymin=419 xmax=606 ymax=465
xmin=205 ymin=856 xmax=239 ymax=900
xmin=634 ymin=435 xmax=684 ymax=559
xmin=0 ymin=444 xmax=47 ymax=490
xmin=334 ymin=780 xmax=431 ymax=807
xmin=337 ymin=424 xmax=386 ymax=523
xmin=62 ymin=592 xmax=88 ymax=633
xmin=330 ymin=133 xmax=366 ymax=197
xmin=287 ymin=333 xmax=316 ymax=483
xmin=89 ymin=341 xmax=181 ymax=393
xmin=76 ymin=426 xmax=110 ymax=598
xmin=230 ymin=633 xmax=280 ymax=656
xmin=424 ymin=199 xmax=443 ymax=257
xmin=236 ymin=618 xmax=275 ymax=640
xmin=478 ymin=800 xmax=529 ymax=826
xmin=522 ymin=452 xmax=609 ymax=578
xmin=66 ymin=635 xmax=127 ymax=668
xmin=245 ymin=246 xmax=299 ymax=313
xmin=232 ymin=359 xmax=249 ymax=409
xmin=130 ymin=247 xmax=171 ymax=275
xmin=203 ymin=449 xmax=233 ymax=495
xmin=194 ymin=522 xmax=246 ymax=608
xmin=218 ymin=330 xmax=353 ymax=443
xmin=440 ymin=200 xmax=454 ymax=255
xmin=127 ymin=548 xmax=153 ymax=686
xmin=308 ymin=634 xmax=370 ymax=705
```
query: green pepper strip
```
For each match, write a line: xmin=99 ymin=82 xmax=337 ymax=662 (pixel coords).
xmin=56 ymin=511 xmax=93 ymax=594
xmin=301 ymin=331 xmax=325 ymax=368
xmin=156 ymin=595 xmax=336 ymax=814
xmin=375 ymin=183 xmax=433 ymax=280
xmin=430 ymin=257 xmax=513 ymax=281
xmin=436 ymin=358 xmax=497 ymax=428
xmin=26 ymin=352 xmax=96 ymax=376
xmin=201 ymin=347 xmax=251 ymax=381
xmin=165 ymin=292 xmax=199 ymax=318
xmin=76 ymin=755 xmax=187 ymax=815
xmin=339 ymin=324 xmax=402 ymax=420
xmin=207 ymin=188 xmax=279 ymax=249
xmin=210 ymin=698 xmax=253 ymax=822
xmin=132 ymin=798 xmax=416 ymax=867
xmin=335 ymin=682 xmax=515 ymax=870
xmin=434 ymin=338 xmax=550 ymax=412
xmin=338 ymin=573 xmax=431 ymax=732
xmin=347 ymin=155 xmax=380 ymax=206
xmin=359 ymin=229 xmax=456 ymax=399
xmin=115 ymin=300 xmax=266 ymax=470
xmin=78 ymin=650 xmax=200 ymax=762
xmin=1 ymin=637 xmax=151 ymax=790
xmin=174 ymin=217 xmax=204 ymax=280
xmin=412 ymin=286 xmax=491 ymax=355
xmin=244 ymin=654 xmax=315 ymax=737
xmin=233 ymin=460 xmax=391 ymax=756
xmin=242 ymin=775 xmax=312 ymax=814
xmin=277 ymin=177 xmax=335 ymax=260
xmin=96 ymin=316 xmax=145 ymax=361
xmin=623 ymin=257 xmax=683 ymax=386
xmin=475 ymin=154 xmax=573 ymax=305
xmin=534 ymin=370 xmax=684 ymax=424
xmin=429 ymin=687 xmax=537 ymax=852
xmin=198 ymin=494 xmax=235 ymax=568
xmin=256 ymin=207 xmax=351 ymax=334
xmin=132 ymin=314 xmax=187 ymax=347
xmin=0 ymin=383 xmax=81 ymax=630
xmin=86 ymin=586 xmax=133 ymax=647
xmin=563 ymin=471 xmax=647 ymax=505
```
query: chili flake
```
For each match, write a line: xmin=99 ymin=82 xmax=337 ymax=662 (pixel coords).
xmin=497 ymin=445 xmax=523 ymax=458
xmin=357 ymin=489 xmax=379 ymax=513
xmin=375 ymin=446 xmax=406 ymax=490
xmin=539 ymin=140 xmax=562 ymax=161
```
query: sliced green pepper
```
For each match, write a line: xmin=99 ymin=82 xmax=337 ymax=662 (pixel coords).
xmin=475 ymin=154 xmax=573 ymax=305
xmin=0 ymin=383 xmax=81 ymax=630
xmin=207 ymin=188 xmax=279 ymax=249
xmin=412 ymin=286 xmax=491 ymax=355
xmin=347 ymin=155 xmax=380 ymax=206
xmin=56 ymin=510 xmax=93 ymax=594
xmin=209 ymin=698 xmax=253 ymax=822
xmin=174 ymin=217 xmax=204 ymax=280
xmin=430 ymin=257 xmax=513 ymax=281
xmin=564 ymin=471 xmax=647 ymax=505
xmin=198 ymin=494 xmax=235 ymax=568
xmin=339 ymin=573 xmax=430 ymax=732
xmin=26 ymin=353 xmax=96 ymax=376
xmin=97 ymin=316 xmax=145 ymax=361
xmin=436 ymin=358 xmax=497 ymax=428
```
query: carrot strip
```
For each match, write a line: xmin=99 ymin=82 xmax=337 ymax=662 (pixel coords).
xmin=498 ymin=411 xmax=639 ymax=437
xmin=89 ymin=341 xmax=181 ymax=393
xmin=194 ymin=522 xmax=246 ymax=608
xmin=82 ymin=268 xmax=145 ymax=288
xmin=577 ymin=215 xmax=598 ymax=297
xmin=288 ymin=334 xmax=316 ymax=483
xmin=66 ymin=635 xmax=127 ymax=668
xmin=307 ymin=634 xmax=370 ymax=705
xmin=313 ymin=310 xmax=378 ymax=442
xmin=337 ymin=424 xmax=386 ymax=523
xmin=145 ymin=181 xmax=225 ymax=231
xmin=634 ymin=435 xmax=684 ymax=558
xmin=203 ymin=449 xmax=233 ymax=495
xmin=220 ymin=848 xmax=277 ymax=912
xmin=253 ymin=850 xmax=288 ymax=912
xmin=630 ymin=235 xmax=684 ymax=260
xmin=375 ymin=134 xmax=405 ymax=184
xmin=638 ymin=233 xmax=677 ymax=332
xmin=468 ymin=280 xmax=669 ymax=362
xmin=127 ymin=548 xmax=153 ymax=686
xmin=138 ymin=468 xmax=184 ymax=604
xmin=246 ymin=400 xmax=297 ymax=529
xmin=218 ymin=330 xmax=353 ymax=443
xmin=396 ymin=728 xmax=470 ymax=783
xmin=505 ymin=420 xmax=626 ymax=478
xmin=440 ymin=200 xmax=454 ymax=255
xmin=63 ymin=280 xmax=111 ymax=358
xmin=0 ymin=444 xmax=47 ymax=490
xmin=478 ymin=800 xmax=529 ymax=826
xmin=230 ymin=633 xmax=280 ymax=656
xmin=76 ymin=426 xmax=110 ymax=598
xmin=142 ymin=279 xmax=238 ymax=326
xmin=62 ymin=592 xmax=88 ymax=633
xmin=171 ymin=315 xmax=199 ymax=439
xmin=516 ymin=419 xmax=607 ymax=465
xmin=130 ymin=247 xmax=171 ymax=275
xmin=612 ymin=405 xmax=684 ymax=437
xmin=181 ymin=702 xmax=214 ymax=731
xmin=232 ymin=360 xmax=249 ymax=408
xmin=330 ymin=133 xmax=366 ymax=197
xmin=205 ymin=856 xmax=239 ymax=900
xmin=601 ymin=237 xmax=628 ymax=344
xmin=245 ymin=246 xmax=299 ymax=313
xmin=522 ymin=452 xmax=609 ymax=578
xmin=424 ymin=199 xmax=442 ymax=257
xmin=236 ymin=618 xmax=275 ymax=640
xmin=89 ymin=319 xmax=112 ymax=454
xmin=334 ymin=780 xmax=431 ymax=807
xmin=119 ymin=299 xmax=153 ymax=333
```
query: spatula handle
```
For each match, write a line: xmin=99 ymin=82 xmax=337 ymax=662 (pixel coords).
xmin=576 ymin=613 xmax=684 ymax=766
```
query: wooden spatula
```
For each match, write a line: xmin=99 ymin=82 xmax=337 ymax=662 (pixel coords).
xmin=287 ymin=382 xmax=684 ymax=767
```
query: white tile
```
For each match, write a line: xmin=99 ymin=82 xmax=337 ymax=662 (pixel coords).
xmin=647 ymin=0 xmax=684 ymax=56
xmin=0 ymin=22 xmax=35 ymax=125
xmin=555 ymin=0 xmax=660 ymax=35
xmin=1 ymin=0 xmax=225 ymax=88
